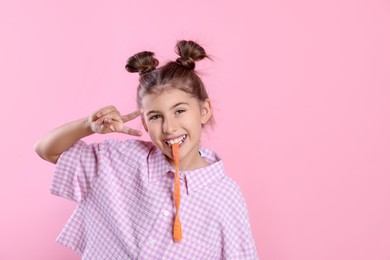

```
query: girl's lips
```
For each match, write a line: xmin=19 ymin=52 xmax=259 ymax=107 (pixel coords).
xmin=164 ymin=134 xmax=187 ymax=146
xmin=163 ymin=135 xmax=187 ymax=151
xmin=164 ymin=134 xmax=185 ymax=141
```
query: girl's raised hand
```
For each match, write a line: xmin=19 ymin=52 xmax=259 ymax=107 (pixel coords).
xmin=88 ymin=106 xmax=143 ymax=136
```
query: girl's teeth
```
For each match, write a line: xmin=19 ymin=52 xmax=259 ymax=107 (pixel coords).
xmin=166 ymin=135 xmax=186 ymax=145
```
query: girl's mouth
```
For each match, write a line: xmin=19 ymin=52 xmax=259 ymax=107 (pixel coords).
xmin=164 ymin=134 xmax=187 ymax=147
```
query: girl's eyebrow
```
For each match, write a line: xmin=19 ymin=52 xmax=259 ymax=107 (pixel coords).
xmin=146 ymin=102 xmax=189 ymax=116
xmin=171 ymin=102 xmax=189 ymax=109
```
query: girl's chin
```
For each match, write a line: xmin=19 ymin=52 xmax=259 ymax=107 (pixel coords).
xmin=161 ymin=146 xmax=182 ymax=161
xmin=158 ymin=145 xmax=174 ymax=159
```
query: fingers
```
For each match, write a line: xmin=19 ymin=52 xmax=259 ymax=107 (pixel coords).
xmin=119 ymin=109 xmax=144 ymax=136
xmin=95 ymin=112 xmax=121 ymax=127
xmin=96 ymin=105 xmax=118 ymax=118
xmin=89 ymin=106 xmax=120 ymax=134
xmin=91 ymin=118 xmax=115 ymax=134
xmin=121 ymin=109 xmax=143 ymax=123
xmin=90 ymin=106 xmax=143 ymax=136
xmin=103 ymin=118 xmax=116 ymax=132
xmin=95 ymin=107 xmax=142 ymax=124
xmin=119 ymin=126 xmax=143 ymax=136
xmin=97 ymin=110 xmax=122 ymax=124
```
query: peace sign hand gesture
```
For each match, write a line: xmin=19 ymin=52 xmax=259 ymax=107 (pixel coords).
xmin=89 ymin=106 xmax=143 ymax=136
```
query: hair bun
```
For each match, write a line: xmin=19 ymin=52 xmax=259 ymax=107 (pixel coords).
xmin=175 ymin=40 xmax=208 ymax=70
xmin=125 ymin=51 xmax=159 ymax=75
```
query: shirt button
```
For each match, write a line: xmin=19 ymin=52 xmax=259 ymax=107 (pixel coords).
xmin=149 ymin=239 xmax=156 ymax=246
xmin=163 ymin=210 xmax=169 ymax=216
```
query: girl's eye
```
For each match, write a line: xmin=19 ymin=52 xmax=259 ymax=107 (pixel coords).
xmin=149 ymin=115 xmax=161 ymax=121
xmin=176 ymin=109 xmax=186 ymax=115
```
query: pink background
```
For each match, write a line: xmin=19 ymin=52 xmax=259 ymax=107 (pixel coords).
xmin=1 ymin=0 xmax=390 ymax=259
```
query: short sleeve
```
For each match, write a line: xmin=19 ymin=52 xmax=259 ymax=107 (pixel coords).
xmin=50 ymin=140 xmax=104 ymax=203
xmin=222 ymin=181 xmax=259 ymax=259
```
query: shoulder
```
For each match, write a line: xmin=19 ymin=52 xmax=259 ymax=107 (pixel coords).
xmin=218 ymin=175 xmax=246 ymax=206
xmin=222 ymin=175 xmax=243 ymax=193
xmin=214 ymin=177 xmax=253 ymax=230
xmin=70 ymin=138 xmax=154 ymax=152
xmin=98 ymin=138 xmax=154 ymax=162
xmin=203 ymin=156 xmax=249 ymax=215
xmin=194 ymin=168 xmax=246 ymax=213
xmin=197 ymin=147 xmax=245 ymax=203
xmin=102 ymin=138 xmax=154 ymax=153
xmin=65 ymin=139 xmax=156 ymax=168
xmin=200 ymin=147 xmax=244 ymax=199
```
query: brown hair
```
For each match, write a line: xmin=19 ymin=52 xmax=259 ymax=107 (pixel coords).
xmin=125 ymin=40 xmax=214 ymax=125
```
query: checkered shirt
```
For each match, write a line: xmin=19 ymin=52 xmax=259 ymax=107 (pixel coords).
xmin=50 ymin=139 xmax=258 ymax=259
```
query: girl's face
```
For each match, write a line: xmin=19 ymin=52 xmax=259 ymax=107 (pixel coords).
xmin=141 ymin=88 xmax=212 ymax=170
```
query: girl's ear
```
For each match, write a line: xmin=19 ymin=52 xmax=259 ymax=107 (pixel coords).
xmin=200 ymin=99 xmax=212 ymax=125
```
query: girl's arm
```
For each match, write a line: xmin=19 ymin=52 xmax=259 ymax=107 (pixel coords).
xmin=34 ymin=106 xmax=143 ymax=164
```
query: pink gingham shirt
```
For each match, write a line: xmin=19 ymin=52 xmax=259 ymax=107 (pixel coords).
xmin=50 ymin=139 xmax=258 ymax=259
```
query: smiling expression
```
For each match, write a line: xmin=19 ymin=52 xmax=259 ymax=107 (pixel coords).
xmin=141 ymin=88 xmax=212 ymax=170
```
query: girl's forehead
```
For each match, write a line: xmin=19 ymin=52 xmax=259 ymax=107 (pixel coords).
xmin=141 ymin=89 xmax=197 ymax=109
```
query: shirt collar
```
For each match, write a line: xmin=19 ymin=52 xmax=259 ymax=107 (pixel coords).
xmin=147 ymin=147 xmax=171 ymax=183
xmin=147 ymin=146 xmax=225 ymax=195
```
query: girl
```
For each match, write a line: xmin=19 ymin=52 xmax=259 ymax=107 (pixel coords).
xmin=35 ymin=40 xmax=258 ymax=259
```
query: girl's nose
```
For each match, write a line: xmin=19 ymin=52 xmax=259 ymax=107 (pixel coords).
xmin=162 ymin=117 xmax=178 ymax=134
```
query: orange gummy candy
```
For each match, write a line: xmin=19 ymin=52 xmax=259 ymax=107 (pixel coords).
xmin=172 ymin=143 xmax=182 ymax=242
